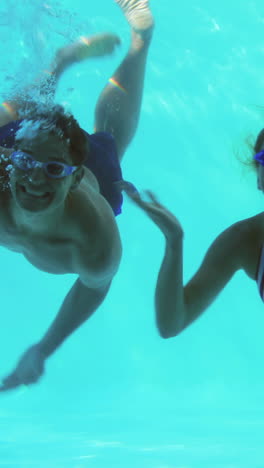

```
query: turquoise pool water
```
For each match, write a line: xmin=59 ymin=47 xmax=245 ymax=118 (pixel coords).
xmin=1 ymin=1 xmax=264 ymax=467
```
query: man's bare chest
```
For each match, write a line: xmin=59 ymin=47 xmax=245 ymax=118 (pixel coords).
xmin=0 ymin=226 xmax=77 ymax=274
xmin=0 ymin=184 xmax=120 ymax=279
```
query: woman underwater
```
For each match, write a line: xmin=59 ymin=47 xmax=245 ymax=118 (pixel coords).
xmin=123 ymin=131 xmax=264 ymax=338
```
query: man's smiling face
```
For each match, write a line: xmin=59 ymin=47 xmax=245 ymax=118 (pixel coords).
xmin=9 ymin=130 xmax=80 ymax=214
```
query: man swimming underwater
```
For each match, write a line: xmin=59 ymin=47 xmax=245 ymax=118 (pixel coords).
xmin=0 ymin=0 xmax=154 ymax=392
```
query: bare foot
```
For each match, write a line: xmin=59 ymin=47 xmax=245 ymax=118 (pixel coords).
xmin=53 ymin=33 xmax=121 ymax=74
xmin=115 ymin=0 xmax=154 ymax=39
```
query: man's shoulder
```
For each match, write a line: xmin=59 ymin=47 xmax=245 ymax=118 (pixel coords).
xmin=69 ymin=189 xmax=122 ymax=286
xmin=76 ymin=194 xmax=122 ymax=262
xmin=70 ymin=185 xmax=119 ymax=240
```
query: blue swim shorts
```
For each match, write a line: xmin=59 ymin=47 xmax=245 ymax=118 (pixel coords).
xmin=0 ymin=120 xmax=123 ymax=216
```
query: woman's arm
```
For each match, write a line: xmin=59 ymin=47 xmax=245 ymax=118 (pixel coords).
xmin=124 ymin=189 xmax=242 ymax=338
xmin=179 ymin=224 xmax=242 ymax=335
xmin=155 ymin=237 xmax=185 ymax=337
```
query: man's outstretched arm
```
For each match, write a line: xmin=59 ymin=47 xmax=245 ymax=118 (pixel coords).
xmin=0 ymin=278 xmax=111 ymax=392
xmin=39 ymin=278 xmax=111 ymax=357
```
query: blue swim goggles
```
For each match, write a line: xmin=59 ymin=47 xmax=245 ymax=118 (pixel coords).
xmin=254 ymin=150 xmax=264 ymax=165
xmin=10 ymin=150 xmax=78 ymax=179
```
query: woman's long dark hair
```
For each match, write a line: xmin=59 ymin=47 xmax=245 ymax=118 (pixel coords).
xmin=16 ymin=104 xmax=89 ymax=165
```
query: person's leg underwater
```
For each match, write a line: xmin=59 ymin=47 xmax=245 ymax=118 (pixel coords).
xmin=94 ymin=0 xmax=154 ymax=161
xmin=0 ymin=33 xmax=120 ymax=127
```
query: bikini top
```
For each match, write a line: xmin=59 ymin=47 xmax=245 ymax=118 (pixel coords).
xmin=257 ymin=245 xmax=264 ymax=301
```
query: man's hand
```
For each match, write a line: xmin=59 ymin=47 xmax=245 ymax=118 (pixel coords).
xmin=0 ymin=344 xmax=45 ymax=392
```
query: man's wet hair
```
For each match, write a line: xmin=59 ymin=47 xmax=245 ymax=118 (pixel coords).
xmin=0 ymin=104 xmax=89 ymax=190
xmin=16 ymin=104 xmax=89 ymax=165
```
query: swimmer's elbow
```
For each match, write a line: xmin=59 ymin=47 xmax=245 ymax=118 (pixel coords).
xmin=157 ymin=320 xmax=185 ymax=339
xmin=158 ymin=329 xmax=175 ymax=339
xmin=156 ymin=295 xmax=186 ymax=339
